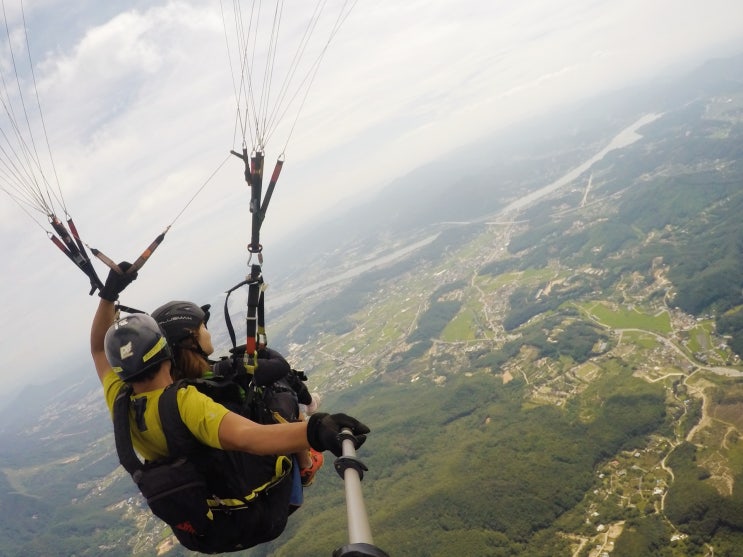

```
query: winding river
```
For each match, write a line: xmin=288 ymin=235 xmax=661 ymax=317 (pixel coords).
xmin=271 ymin=113 xmax=662 ymax=308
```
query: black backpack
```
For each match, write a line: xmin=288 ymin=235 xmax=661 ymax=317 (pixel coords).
xmin=212 ymin=345 xmax=311 ymax=425
xmin=113 ymin=379 xmax=292 ymax=553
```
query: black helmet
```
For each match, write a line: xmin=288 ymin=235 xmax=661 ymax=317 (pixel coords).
xmin=104 ymin=314 xmax=173 ymax=382
xmin=151 ymin=300 xmax=210 ymax=345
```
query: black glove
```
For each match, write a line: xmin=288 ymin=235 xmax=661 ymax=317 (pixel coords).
xmin=306 ymin=412 xmax=370 ymax=457
xmin=286 ymin=370 xmax=313 ymax=405
xmin=99 ymin=261 xmax=138 ymax=302
xmin=296 ymin=383 xmax=313 ymax=406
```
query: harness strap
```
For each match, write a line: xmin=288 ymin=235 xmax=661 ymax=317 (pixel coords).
xmin=245 ymin=264 xmax=266 ymax=356
xmin=112 ymin=383 xmax=142 ymax=476
xmin=113 ymin=383 xmax=192 ymax=474
xmin=223 ymin=279 xmax=252 ymax=352
xmin=206 ymin=455 xmax=292 ymax=509
xmin=113 ymin=379 xmax=290 ymax=510
xmin=115 ymin=304 xmax=146 ymax=315
xmin=158 ymin=383 xmax=202 ymax=456
xmin=223 ymin=270 xmax=266 ymax=358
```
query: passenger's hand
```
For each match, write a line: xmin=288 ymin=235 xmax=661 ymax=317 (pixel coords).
xmin=99 ymin=261 xmax=137 ymax=302
xmin=306 ymin=413 xmax=369 ymax=457
xmin=287 ymin=370 xmax=313 ymax=405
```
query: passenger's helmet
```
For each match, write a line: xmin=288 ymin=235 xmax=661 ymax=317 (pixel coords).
xmin=151 ymin=301 xmax=210 ymax=345
xmin=104 ymin=314 xmax=173 ymax=382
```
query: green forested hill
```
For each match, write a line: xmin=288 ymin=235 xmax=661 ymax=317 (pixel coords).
xmin=2 ymin=56 xmax=743 ymax=557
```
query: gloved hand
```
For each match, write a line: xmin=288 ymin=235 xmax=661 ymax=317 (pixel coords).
xmin=286 ymin=370 xmax=313 ymax=405
xmin=306 ymin=413 xmax=370 ymax=457
xmin=99 ymin=261 xmax=138 ymax=302
xmin=295 ymin=382 xmax=313 ymax=406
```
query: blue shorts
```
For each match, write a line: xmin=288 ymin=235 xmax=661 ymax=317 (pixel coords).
xmin=289 ymin=455 xmax=303 ymax=508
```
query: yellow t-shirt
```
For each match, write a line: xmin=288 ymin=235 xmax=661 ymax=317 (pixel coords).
xmin=103 ymin=370 xmax=231 ymax=462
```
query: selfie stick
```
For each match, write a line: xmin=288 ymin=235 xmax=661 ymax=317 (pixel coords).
xmin=332 ymin=429 xmax=390 ymax=557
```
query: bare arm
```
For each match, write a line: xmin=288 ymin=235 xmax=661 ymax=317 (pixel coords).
xmin=91 ymin=298 xmax=116 ymax=384
xmin=218 ymin=411 xmax=310 ymax=455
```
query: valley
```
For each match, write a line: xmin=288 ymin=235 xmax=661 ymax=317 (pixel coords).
xmin=1 ymin=55 xmax=743 ymax=557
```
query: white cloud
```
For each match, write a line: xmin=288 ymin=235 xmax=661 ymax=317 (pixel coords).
xmin=1 ymin=0 xmax=743 ymax=394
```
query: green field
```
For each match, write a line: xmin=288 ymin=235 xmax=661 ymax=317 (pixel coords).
xmin=582 ymin=302 xmax=672 ymax=334
xmin=621 ymin=330 xmax=661 ymax=349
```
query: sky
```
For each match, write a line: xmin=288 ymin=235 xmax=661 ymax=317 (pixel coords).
xmin=1 ymin=0 xmax=742 ymax=398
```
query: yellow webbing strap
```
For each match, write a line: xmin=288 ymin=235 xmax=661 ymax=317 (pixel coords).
xmin=206 ymin=455 xmax=292 ymax=509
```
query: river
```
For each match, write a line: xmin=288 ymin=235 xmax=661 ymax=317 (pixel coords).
xmin=496 ymin=112 xmax=662 ymax=217
xmin=271 ymin=112 xmax=662 ymax=309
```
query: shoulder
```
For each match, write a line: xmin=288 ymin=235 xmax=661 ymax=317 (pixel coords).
xmin=175 ymin=385 xmax=231 ymax=448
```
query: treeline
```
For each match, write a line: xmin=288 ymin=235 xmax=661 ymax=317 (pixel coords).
xmin=386 ymin=298 xmax=463 ymax=373
xmin=503 ymin=278 xmax=595 ymax=331
xmin=479 ymin=257 xmax=518 ymax=277
xmin=472 ymin=314 xmax=609 ymax=372
xmin=407 ymin=300 xmax=462 ymax=343
xmin=717 ymin=307 xmax=743 ymax=358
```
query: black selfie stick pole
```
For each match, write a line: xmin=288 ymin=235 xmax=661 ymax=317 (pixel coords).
xmin=332 ymin=429 xmax=390 ymax=557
